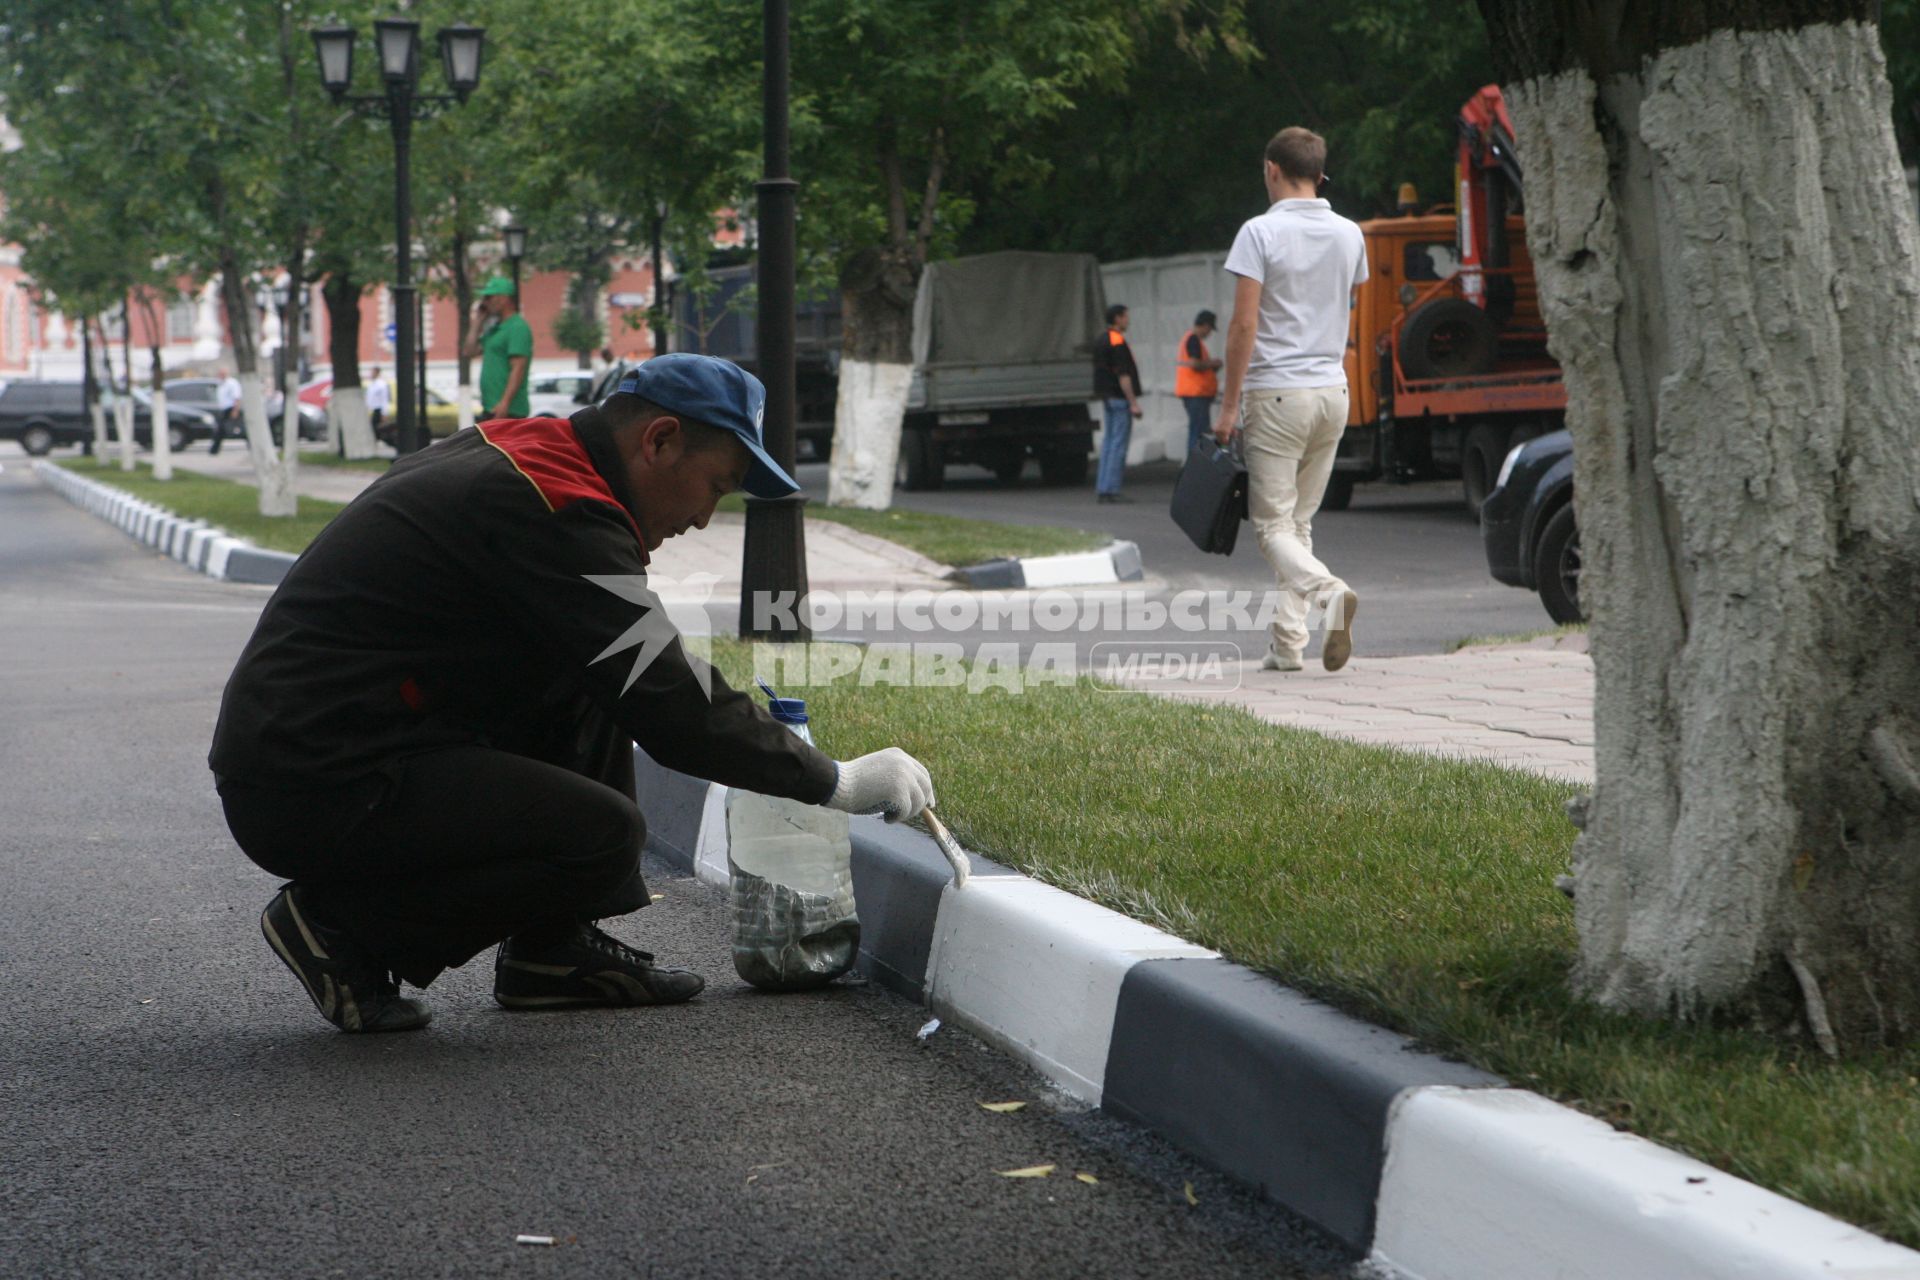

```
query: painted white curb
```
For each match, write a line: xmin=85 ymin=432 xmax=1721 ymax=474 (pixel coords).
xmin=687 ymin=782 xmax=1215 ymax=1104
xmin=1371 ymin=1086 xmax=1920 ymax=1280
xmin=924 ymin=875 xmax=1214 ymax=1103
xmin=1020 ymin=547 xmax=1126 ymax=588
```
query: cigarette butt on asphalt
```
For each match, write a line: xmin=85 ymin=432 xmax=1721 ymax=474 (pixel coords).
xmin=924 ymin=808 xmax=971 ymax=890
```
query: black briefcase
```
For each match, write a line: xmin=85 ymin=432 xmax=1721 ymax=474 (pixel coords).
xmin=1169 ymin=437 xmax=1247 ymax=555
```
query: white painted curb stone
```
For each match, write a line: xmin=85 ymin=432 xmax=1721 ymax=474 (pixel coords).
xmin=1370 ymin=1086 xmax=1920 ymax=1280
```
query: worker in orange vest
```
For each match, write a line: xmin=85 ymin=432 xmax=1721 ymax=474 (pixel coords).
xmin=1175 ymin=309 xmax=1223 ymax=454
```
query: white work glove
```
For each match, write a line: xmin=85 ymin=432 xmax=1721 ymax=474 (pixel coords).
xmin=826 ymin=748 xmax=935 ymax=823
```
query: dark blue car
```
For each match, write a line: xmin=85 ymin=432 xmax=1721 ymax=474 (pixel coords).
xmin=1479 ymin=429 xmax=1581 ymax=624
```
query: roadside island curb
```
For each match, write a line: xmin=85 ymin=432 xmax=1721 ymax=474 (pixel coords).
xmin=632 ymin=750 xmax=1920 ymax=1277
xmin=34 ymin=461 xmax=297 ymax=586
xmin=948 ymin=538 xmax=1144 ymax=589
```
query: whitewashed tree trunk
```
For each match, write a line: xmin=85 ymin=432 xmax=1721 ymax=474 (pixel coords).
xmin=331 ymin=385 xmax=378 ymax=460
xmin=826 ymin=359 xmax=913 ymax=509
xmin=114 ymin=397 xmax=135 ymax=472
xmin=281 ymin=367 xmax=300 ymax=496
xmin=89 ymin=399 xmax=108 ymax=456
xmin=1505 ymin=20 xmax=1920 ymax=1049
xmin=150 ymin=385 xmax=173 ymax=482
xmin=238 ymin=372 xmax=296 ymax=517
xmin=457 ymin=382 xmax=475 ymax=433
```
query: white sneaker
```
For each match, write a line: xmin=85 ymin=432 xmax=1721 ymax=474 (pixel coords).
xmin=1321 ymin=589 xmax=1359 ymax=672
xmin=1261 ymin=647 xmax=1304 ymax=672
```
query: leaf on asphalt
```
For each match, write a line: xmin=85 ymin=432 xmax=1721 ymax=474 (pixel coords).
xmin=1075 ymin=1172 xmax=1099 ymax=1185
xmin=1183 ymin=1181 xmax=1198 ymax=1206
xmin=998 ymin=1164 xmax=1055 ymax=1179
xmin=978 ymin=1101 xmax=1026 ymax=1113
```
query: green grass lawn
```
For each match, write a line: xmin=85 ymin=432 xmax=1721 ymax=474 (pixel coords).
xmin=296 ymin=450 xmax=392 ymax=472
xmin=715 ymin=493 xmax=1107 ymax=567
xmin=55 ymin=458 xmax=347 ymax=554
xmin=702 ymin=638 xmax=1920 ymax=1248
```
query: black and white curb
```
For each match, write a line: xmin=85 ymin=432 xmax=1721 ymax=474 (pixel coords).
xmin=634 ymin=751 xmax=1920 ymax=1278
xmin=34 ymin=461 xmax=297 ymax=586
xmin=948 ymin=539 xmax=1144 ymax=590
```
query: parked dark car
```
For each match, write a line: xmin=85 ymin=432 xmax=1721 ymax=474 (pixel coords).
xmin=0 ymin=379 xmax=93 ymax=455
xmin=0 ymin=380 xmax=220 ymax=454
xmin=1480 ymin=428 xmax=1582 ymax=624
xmin=168 ymin=377 xmax=326 ymax=444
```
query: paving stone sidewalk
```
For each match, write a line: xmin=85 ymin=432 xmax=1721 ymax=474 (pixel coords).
xmin=1120 ymin=638 xmax=1595 ymax=784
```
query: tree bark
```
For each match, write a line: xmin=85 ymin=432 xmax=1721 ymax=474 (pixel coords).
xmin=827 ymin=245 xmax=919 ymax=508
xmin=1488 ymin=8 xmax=1920 ymax=1050
xmin=324 ymin=273 xmax=377 ymax=460
xmin=218 ymin=253 xmax=295 ymax=517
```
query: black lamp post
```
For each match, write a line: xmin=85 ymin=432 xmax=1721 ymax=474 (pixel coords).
xmin=311 ymin=19 xmax=485 ymax=456
xmin=503 ymin=222 xmax=527 ymax=305
xmin=739 ymin=0 xmax=808 ymax=640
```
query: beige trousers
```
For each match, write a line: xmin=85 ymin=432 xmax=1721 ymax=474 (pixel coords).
xmin=1243 ymin=384 xmax=1350 ymax=660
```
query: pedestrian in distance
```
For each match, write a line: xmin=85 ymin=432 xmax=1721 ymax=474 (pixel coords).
xmin=210 ymin=353 xmax=937 ymax=1033
xmin=1214 ymin=126 xmax=1368 ymax=672
xmin=213 ymin=366 xmax=241 ymax=456
xmin=1094 ymin=303 xmax=1144 ymax=503
xmin=1175 ymin=309 xmax=1223 ymax=455
xmin=364 ymin=365 xmax=390 ymax=436
xmin=464 ymin=275 xmax=532 ymax=424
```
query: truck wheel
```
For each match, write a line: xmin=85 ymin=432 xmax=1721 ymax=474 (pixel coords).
xmin=1461 ymin=423 xmax=1507 ymax=517
xmin=1535 ymin=504 xmax=1583 ymax=624
xmin=20 ymin=423 xmax=55 ymax=456
xmin=1401 ymin=298 xmax=1498 ymax=380
xmin=896 ymin=431 xmax=943 ymax=491
xmin=1319 ymin=472 xmax=1356 ymax=511
xmin=990 ymin=453 xmax=1026 ymax=486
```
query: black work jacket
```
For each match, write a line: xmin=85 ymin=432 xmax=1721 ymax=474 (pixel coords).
xmin=208 ymin=408 xmax=835 ymax=803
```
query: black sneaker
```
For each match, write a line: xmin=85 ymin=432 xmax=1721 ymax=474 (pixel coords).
xmin=493 ymin=923 xmax=705 ymax=1009
xmin=259 ymin=888 xmax=432 ymax=1033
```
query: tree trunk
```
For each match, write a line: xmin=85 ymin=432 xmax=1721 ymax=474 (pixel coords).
xmin=324 ymin=273 xmax=377 ymax=460
xmin=116 ymin=300 xmax=136 ymax=472
xmin=82 ymin=322 xmax=107 ymax=455
xmin=452 ymin=226 xmax=475 ymax=435
xmin=148 ymin=345 xmax=172 ymax=481
xmin=1484 ymin=5 xmax=1920 ymax=1051
xmin=218 ymin=258 xmax=295 ymax=517
xmin=827 ymin=245 xmax=919 ymax=509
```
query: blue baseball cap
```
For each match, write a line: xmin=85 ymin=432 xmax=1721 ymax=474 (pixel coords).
xmin=615 ymin=354 xmax=798 ymax=499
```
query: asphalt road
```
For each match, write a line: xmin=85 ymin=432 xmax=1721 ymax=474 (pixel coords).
xmin=0 ymin=461 xmax=1362 ymax=1279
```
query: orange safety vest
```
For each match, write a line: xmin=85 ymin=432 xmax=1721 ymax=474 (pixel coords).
xmin=1174 ymin=328 xmax=1217 ymax=399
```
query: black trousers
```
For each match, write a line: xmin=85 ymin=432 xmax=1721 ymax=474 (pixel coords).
xmin=219 ymin=737 xmax=650 ymax=987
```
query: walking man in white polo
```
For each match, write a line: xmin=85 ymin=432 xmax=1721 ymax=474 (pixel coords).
xmin=1214 ymin=126 xmax=1368 ymax=672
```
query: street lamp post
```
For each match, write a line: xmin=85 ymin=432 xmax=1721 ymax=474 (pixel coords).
xmin=739 ymin=0 xmax=808 ymax=640
xmin=311 ymin=19 xmax=485 ymax=456
xmin=503 ymin=222 xmax=527 ymax=305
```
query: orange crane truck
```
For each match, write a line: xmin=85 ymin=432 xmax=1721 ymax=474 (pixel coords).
xmin=1325 ymin=85 xmax=1565 ymax=515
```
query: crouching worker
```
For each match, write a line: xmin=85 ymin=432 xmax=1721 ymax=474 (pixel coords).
xmin=209 ymin=354 xmax=935 ymax=1033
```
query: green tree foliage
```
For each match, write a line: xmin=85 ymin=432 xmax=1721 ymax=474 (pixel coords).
xmin=959 ymin=0 xmax=1495 ymax=261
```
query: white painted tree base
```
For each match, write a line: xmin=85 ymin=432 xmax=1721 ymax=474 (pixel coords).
xmin=330 ymin=386 xmax=379 ymax=460
xmin=826 ymin=358 xmax=913 ymax=510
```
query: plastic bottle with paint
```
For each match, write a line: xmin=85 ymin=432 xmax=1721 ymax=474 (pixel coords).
xmin=727 ymin=688 xmax=859 ymax=990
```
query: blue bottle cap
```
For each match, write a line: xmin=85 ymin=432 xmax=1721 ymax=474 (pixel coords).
xmin=757 ymin=678 xmax=809 ymax=724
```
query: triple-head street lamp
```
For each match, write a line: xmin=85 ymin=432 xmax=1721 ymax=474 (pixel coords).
xmin=503 ymin=222 xmax=528 ymax=304
xmin=310 ymin=19 xmax=485 ymax=455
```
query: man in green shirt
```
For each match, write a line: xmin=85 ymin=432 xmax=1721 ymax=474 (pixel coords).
xmin=466 ymin=275 xmax=533 ymax=421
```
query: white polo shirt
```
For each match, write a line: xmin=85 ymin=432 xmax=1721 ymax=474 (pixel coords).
xmin=1224 ymin=198 xmax=1367 ymax=390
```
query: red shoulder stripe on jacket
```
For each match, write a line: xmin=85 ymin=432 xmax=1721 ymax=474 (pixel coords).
xmin=476 ymin=418 xmax=645 ymax=545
